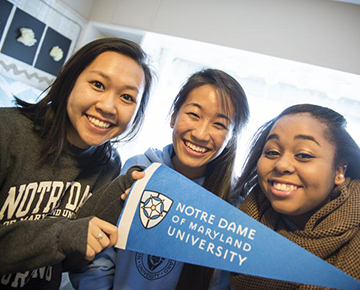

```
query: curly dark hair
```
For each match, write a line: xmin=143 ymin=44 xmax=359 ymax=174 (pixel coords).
xmin=235 ymin=103 xmax=360 ymax=198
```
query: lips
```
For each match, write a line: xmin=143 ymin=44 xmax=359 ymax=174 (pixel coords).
xmin=269 ymin=180 xmax=301 ymax=197
xmin=86 ymin=115 xmax=112 ymax=129
xmin=273 ymin=182 xmax=298 ymax=192
xmin=184 ymin=140 xmax=209 ymax=154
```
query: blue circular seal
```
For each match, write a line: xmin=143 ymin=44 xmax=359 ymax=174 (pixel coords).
xmin=135 ymin=252 xmax=176 ymax=280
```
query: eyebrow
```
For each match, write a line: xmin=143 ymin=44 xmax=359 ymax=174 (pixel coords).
xmin=294 ymin=134 xmax=321 ymax=146
xmin=266 ymin=133 xmax=321 ymax=146
xmin=89 ymin=70 xmax=140 ymax=93
xmin=185 ymin=103 xmax=232 ymax=122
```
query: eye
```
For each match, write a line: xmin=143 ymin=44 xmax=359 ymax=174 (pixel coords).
xmin=120 ymin=94 xmax=135 ymax=103
xmin=214 ymin=122 xmax=228 ymax=130
xmin=295 ymin=153 xmax=315 ymax=160
xmin=187 ymin=112 xmax=200 ymax=119
xmin=91 ymin=81 xmax=104 ymax=90
xmin=264 ymin=149 xmax=280 ymax=158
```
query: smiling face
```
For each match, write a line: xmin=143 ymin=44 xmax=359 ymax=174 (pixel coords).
xmin=256 ymin=113 xmax=346 ymax=228
xmin=170 ymin=84 xmax=234 ymax=180
xmin=66 ymin=51 xmax=145 ymax=148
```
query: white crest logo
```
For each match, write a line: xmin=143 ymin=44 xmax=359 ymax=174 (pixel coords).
xmin=139 ymin=190 xmax=173 ymax=229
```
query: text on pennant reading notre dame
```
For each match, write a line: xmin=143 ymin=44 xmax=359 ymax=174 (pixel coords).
xmin=167 ymin=202 xmax=256 ymax=266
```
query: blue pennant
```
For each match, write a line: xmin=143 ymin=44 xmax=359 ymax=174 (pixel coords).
xmin=116 ymin=163 xmax=360 ymax=290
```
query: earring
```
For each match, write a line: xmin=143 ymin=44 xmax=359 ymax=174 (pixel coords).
xmin=339 ymin=174 xmax=344 ymax=179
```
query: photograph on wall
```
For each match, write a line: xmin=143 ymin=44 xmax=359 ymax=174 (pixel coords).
xmin=0 ymin=0 xmax=13 ymax=40
xmin=1 ymin=7 xmax=45 ymax=65
xmin=35 ymin=27 xmax=71 ymax=76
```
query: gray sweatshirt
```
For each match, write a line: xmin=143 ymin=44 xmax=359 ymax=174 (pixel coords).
xmin=0 ymin=107 xmax=124 ymax=289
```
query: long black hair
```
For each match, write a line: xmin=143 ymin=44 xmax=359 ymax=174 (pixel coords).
xmin=235 ymin=103 xmax=360 ymax=198
xmin=16 ymin=37 xmax=154 ymax=165
xmin=170 ymin=68 xmax=250 ymax=202
xmin=171 ymin=69 xmax=250 ymax=290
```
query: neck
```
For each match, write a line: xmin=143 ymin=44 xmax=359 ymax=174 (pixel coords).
xmin=285 ymin=211 xmax=314 ymax=230
xmin=171 ymin=156 xmax=205 ymax=180
xmin=286 ymin=195 xmax=333 ymax=230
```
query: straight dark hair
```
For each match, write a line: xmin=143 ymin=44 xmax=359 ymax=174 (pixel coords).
xmin=235 ymin=103 xmax=360 ymax=199
xmin=170 ymin=68 xmax=249 ymax=201
xmin=16 ymin=37 xmax=154 ymax=165
xmin=172 ymin=69 xmax=250 ymax=290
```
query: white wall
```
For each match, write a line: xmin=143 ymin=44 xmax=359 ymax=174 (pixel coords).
xmin=86 ymin=0 xmax=360 ymax=76
xmin=59 ymin=0 xmax=95 ymax=19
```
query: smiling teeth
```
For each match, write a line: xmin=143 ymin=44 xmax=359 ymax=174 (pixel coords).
xmin=273 ymin=182 xmax=298 ymax=192
xmin=185 ymin=141 xmax=207 ymax=153
xmin=87 ymin=116 xmax=111 ymax=129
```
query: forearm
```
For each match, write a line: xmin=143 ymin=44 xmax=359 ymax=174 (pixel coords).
xmin=0 ymin=216 xmax=91 ymax=274
xmin=76 ymin=165 xmax=144 ymax=225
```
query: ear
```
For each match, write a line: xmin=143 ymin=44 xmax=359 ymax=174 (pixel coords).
xmin=334 ymin=163 xmax=348 ymax=185
xmin=170 ymin=113 xmax=176 ymax=129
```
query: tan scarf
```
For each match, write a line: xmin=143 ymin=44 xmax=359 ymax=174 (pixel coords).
xmin=230 ymin=178 xmax=360 ymax=290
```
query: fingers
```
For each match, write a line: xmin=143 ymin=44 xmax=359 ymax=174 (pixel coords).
xmin=121 ymin=188 xmax=130 ymax=201
xmin=85 ymin=217 xmax=118 ymax=261
xmin=86 ymin=231 xmax=104 ymax=261
xmin=107 ymin=228 xmax=118 ymax=246
xmin=132 ymin=170 xmax=145 ymax=181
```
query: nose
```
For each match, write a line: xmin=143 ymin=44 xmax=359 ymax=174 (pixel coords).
xmin=191 ymin=121 xmax=211 ymax=143
xmin=95 ymin=92 xmax=117 ymax=117
xmin=273 ymin=154 xmax=295 ymax=174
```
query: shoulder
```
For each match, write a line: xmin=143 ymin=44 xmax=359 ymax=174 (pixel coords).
xmin=0 ymin=107 xmax=29 ymax=124
xmin=0 ymin=107 xmax=34 ymax=139
xmin=121 ymin=153 xmax=152 ymax=174
xmin=100 ymin=147 xmax=121 ymax=179
xmin=0 ymin=106 xmax=32 ymax=124
xmin=109 ymin=147 xmax=121 ymax=168
xmin=120 ymin=145 xmax=173 ymax=174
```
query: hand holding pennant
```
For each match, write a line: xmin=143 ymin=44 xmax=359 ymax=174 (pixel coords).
xmin=116 ymin=163 xmax=360 ymax=290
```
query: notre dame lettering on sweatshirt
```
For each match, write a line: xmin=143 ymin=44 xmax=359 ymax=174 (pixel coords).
xmin=0 ymin=107 xmax=121 ymax=289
